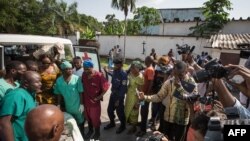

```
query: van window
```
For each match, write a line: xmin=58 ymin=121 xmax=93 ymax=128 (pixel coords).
xmin=63 ymin=45 xmax=73 ymax=61
xmin=4 ymin=45 xmax=37 ymax=62
xmin=74 ymin=46 xmax=101 ymax=72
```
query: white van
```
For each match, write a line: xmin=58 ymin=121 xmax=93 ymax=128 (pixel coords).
xmin=0 ymin=34 xmax=101 ymax=72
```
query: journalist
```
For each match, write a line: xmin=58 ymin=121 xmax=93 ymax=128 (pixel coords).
xmin=212 ymin=65 xmax=250 ymax=118
xmin=138 ymin=60 xmax=198 ymax=141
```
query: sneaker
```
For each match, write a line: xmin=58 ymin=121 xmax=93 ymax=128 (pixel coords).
xmin=92 ymin=132 xmax=100 ymax=140
xmin=84 ymin=129 xmax=93 ymax=139
xmin=103 ymin=123 xmax=115 ymax=130
xmin=116 ymin=126 xmax=126 ymax=134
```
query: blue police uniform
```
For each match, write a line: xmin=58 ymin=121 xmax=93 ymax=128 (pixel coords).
xmin=105 ymin=69 xmax=127 ymax=132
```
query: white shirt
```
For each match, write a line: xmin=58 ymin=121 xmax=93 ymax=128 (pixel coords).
xmin=73 ymin=67 xmax=84 ymax=77
xmin=239 ymin=92 xmax=250 ymax=111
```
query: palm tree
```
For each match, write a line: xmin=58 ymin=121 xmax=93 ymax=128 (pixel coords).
xmin=53 ymin=1 xmax=80 ymax=36
xmin=111 ymin=0 xmax=137 ymax=61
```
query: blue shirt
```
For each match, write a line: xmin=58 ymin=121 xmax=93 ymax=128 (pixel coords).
xmin=111 ymin=69 xmax=127 ymax=100
xmin=232 ymin=99 xmax=250 ymax=119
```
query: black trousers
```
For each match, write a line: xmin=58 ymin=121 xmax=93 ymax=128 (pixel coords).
xmin=140 ymin=101 xmax=150 ymax=132
xmin=164 ymin=121 xmax=187 ymax=141
xmin=107 ymin=95 xmax=125 ymax=126
xmin=151 ymin=102 xmax=161 ymax=121
xmin=158 ymin=104 xmax=166 ymax=133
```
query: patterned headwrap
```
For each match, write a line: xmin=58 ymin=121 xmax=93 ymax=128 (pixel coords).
xmin=131 ymin=60 xmax=144 ymax=70
xmin=60 ymin=61 xmax=72 ymax=70
xmin=83 ymin=59 xmax=94 ymax=68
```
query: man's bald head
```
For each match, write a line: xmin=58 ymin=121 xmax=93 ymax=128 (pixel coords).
xmin=21 ymin=71 xmax=42 ymax=93
xmin=25 ymin=104 xmax=64 ymax=141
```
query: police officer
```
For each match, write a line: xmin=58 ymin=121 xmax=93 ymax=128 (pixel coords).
xmin=104 ymin=58 xmax=127 ymax=134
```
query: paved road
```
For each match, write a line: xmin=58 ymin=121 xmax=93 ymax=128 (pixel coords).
xmin=84 ymin=84 xmax=154 ymax=141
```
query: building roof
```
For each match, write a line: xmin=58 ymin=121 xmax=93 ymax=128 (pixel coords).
xmin=208 ymin=34 xmax=250 ymax=50
xmin=158 ymin=8 xmax=205 ymax=23
xmin=158 ymin=8 xmax=250 ymax=23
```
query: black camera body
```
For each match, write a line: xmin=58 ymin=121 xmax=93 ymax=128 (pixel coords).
xmin=199 ymin=95 xmax=215 ymax=105
xmin=204 ymin=107 xmax=250 ymax=141
xmin=176 ymin=44 xmax=195 ymax=55
xmin=193 ymin=58 xmax=230 ymax=83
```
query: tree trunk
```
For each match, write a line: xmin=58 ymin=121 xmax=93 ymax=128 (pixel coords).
xmin=123 ymin=15 xmax=127 ymax=62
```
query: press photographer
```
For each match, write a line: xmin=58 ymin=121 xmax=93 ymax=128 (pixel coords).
xmin=176 ymin=44 xmax=195 ymax=55
xmin=176 ymin=44 xmax=195 ymax=62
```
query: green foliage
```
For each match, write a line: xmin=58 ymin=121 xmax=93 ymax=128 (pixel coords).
xmin=81 ymin=27 xmax=96 ymax=39
xmin=111 ymin=0 xmax=136 ymax=17
xmin=103 ymin=14 xmax=124 ymax=35
xmin=79 ymin=14 xmax=104 ymax=33
xmin=64 ymin=45 xmax=73 ymax=61
xmin=133 ymin=6 xmax=161 ymax=33
xmin=0 ymin=0 xmax=104 ymax=37
xmin=190 ymin=0 xmax=232 ymax=37
xmin=126 ymin=20 xmax=140 ymax=35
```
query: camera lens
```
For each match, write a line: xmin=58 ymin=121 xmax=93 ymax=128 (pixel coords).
xmin=193 ymin=70 xmax=211 ymax=83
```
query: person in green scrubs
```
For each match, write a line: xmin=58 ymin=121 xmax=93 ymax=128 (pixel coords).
xmin=0 ymin=61 xmax=27 ymax=102
xmin=54 ymin=61 xmax=84 ymax=134
xmin=0 ymin=71 xmax=42 ymax=141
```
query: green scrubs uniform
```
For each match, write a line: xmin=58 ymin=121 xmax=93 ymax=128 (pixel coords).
xmin=0 ymin=78 xmax=20 ymax=102
xmin=0 ymin=88 xmax=36 ymax=141
xmin=54 ymin=74 xmax=84 ymax=124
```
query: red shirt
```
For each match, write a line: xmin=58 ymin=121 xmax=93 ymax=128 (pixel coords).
xmin=82 ymin=71 xmax=110 ymax=107
xmin=143 ymin=66 xmax=155 ymax=94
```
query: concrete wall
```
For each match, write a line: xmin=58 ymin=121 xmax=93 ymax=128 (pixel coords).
xmin=222 ymin=21 xmax=250 ymax=34
xmin=160 ymin=22 xmax=196 ymax=35
xmin=98 ymin=35 xmax=211 ymax=60
xmin=145 ymin=20 xmax=250 ymax=35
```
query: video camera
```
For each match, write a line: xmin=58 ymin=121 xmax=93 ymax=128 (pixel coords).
xmin=193 ymin=58 xmax=230 ymax=83
xmin=176 ymin=44 xmax=195 ymax=55
xmin=204 ymin=107 xmax=250 ymax=141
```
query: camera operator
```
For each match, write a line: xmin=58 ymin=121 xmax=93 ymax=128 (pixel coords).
xmin=138 ymin=60 xmax=198 ymax=141
xmin=239 ymin=57 xmax=250 ymax=110
xmin=211 ymin=64 xmax=250 ymax=119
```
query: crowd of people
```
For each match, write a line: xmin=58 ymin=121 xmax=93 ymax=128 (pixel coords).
xmin=0 ymin=44 xmax=250 ymax=141
xmin=108 ymin=45 xmax=122 ymax=69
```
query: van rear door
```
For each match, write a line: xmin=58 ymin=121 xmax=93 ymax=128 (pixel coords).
xmin=0 ymin=45 xmax=4 ymax=70
xmin=73 ymin=46 xmax=101 ymax=72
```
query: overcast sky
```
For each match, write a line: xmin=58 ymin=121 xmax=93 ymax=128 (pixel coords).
xmin=64 ymin=0 xmax=250 ymax=21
